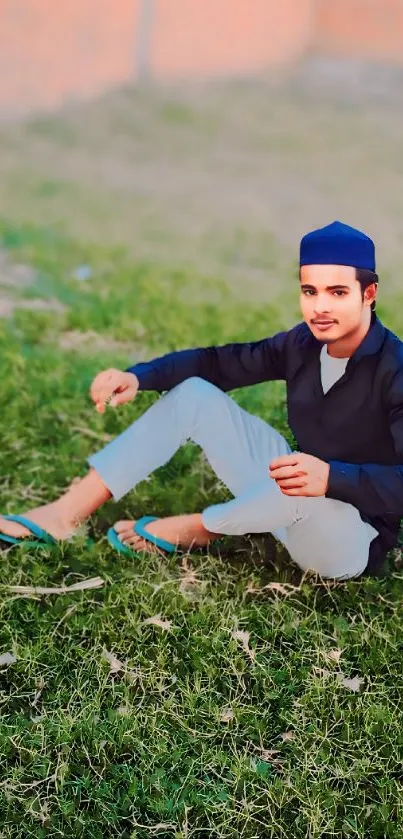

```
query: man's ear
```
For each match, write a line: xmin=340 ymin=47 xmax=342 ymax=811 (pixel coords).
xmin=365 ymin=283 xmax=377 ymax=306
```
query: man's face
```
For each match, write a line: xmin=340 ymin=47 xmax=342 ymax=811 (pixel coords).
xmin=299 ymin=264 xmax=373 ymax=344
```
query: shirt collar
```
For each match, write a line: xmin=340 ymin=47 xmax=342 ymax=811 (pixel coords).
xmin=347 ymin=311 xmax=386 ymax=366
xmin=292 ymin=311 xmax=386 ymax=373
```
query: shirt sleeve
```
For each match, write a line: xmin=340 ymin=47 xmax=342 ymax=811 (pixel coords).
xmin=126 ymin=329 xmax=291 ymax=394
xmin=325 ymin=369 xmax=403 ymax=518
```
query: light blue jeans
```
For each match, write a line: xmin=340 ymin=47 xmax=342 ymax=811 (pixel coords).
xmin=88 ymin=377 xmax=379 ymax=580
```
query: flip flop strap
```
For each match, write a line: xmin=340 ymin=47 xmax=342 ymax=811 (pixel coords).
xmin=133 ymin=516 xmax=176 ymax=553
xmin=3 ymin=515 xmax=57 ymax=545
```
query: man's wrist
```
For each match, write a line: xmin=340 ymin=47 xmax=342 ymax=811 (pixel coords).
xmin=324 ymin=461 xmax=330 ymax=494
xmin=127 ymin=371 xmax=139 ymax=386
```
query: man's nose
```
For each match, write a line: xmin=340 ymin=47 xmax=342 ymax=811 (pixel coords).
xmin=314 ymin=295 xmax=332 ymax=313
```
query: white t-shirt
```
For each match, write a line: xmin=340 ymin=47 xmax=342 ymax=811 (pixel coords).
xmin=320 ymin=343 xmax=349 ymax=393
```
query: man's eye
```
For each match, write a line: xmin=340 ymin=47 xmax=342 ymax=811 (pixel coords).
xmin=302 ymin=290 xmax=346 ymax=296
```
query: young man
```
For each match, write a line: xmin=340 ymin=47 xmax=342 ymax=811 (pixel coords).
xmin=1 ymin=221 xmax=402 ymax=579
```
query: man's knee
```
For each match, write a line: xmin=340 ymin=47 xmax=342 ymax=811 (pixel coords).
xmin=170 ymin=377 xmax=230 ymax=447
xmin=173 ymin=376 xmax=224 ymax=403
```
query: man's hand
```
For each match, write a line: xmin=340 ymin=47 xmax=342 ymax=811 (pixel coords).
xmin=90 ymin=368 xmax=139 ymax=414
xmin=269 ymin=452 xmax=330 ymax=497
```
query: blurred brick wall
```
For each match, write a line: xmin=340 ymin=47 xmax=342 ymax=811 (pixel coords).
xmin=150 ymin=0 xmax=314 ymax=79
xmin=0 ymin=0 xmax=314 ymax=113
xmin=316 ymin=0 xmax=403 ymax=63
xmin=0 ymin=0 xmax=403 ymax=114
xmin=0 ymin=0 xmax=141 ymax=114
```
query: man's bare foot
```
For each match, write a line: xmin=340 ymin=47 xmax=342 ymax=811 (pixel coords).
xmin=114 ymin=513 xmax=218 ymax=555
xmin=0 ymin=469 xmax=112 ymax=544
xmin=0 ymin=502 xmax=79 ymax=542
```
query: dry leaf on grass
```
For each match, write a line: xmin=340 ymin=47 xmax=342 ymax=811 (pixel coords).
xmin=313 ymin=666 xmax=364 ymax=693
xmin=231 ymin=629 xmax=256 ymax=661
xmin=312 ymin=666 xmax=333 ymax=678
xmin=337 ymin=674 xmax=365 ymax=693
xmin=260 ymin=748 xmax=281 ymax=761
xmin=179 ymin=557 xmax=199 ymax=593
xmin=0 ymin=652 xmax=16 ymax=667
xmin=220 ymin=707 xmax=234 ymax=723
xmin=143 ymin=615 xmax=173 ymax=631
xmin=246 ymin=581 xmax=300 ymax=597
xmin=7 ymin=577 xmax=104 ymax=596
xmin=265 ymin=582 xmax=300 ymax=594
xmin=257 ymin=748 xmax=285 ymax=772
xmin=325 ymin=648 xmax=343 ymax=664
xmin=102 ymin=649 xmax=137 ymax=684
xmin=117 ymin=705 xmax=130 ymax=716
xmin=281 ymin=731 xmax=295 ymax=742
xmin=103 ymin=650 xmax=125 ymax=674
xmin=131 ymin=824 xmax=176 ymax=833
xmin=32 ymin=677 xmax=45 ymax=709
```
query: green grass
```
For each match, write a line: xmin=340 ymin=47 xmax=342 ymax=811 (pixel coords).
xmin=0 ymin=222 xmax=402 ymax=838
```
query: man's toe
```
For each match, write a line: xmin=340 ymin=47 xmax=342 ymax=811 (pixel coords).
xmin=113 ymin=519 xmax=160 ymax=554
xmin=120 ymin=533 xmax=135 ymax=545
xmin=0 ymin=516 xmax=31 ymax=539
xmin=118 ymin=527 xmax=137 ymax=544
xmin=128 ymin=535 xmax=141 ymax=547
xmin=114 ymin=520 xmax=135 ymax=534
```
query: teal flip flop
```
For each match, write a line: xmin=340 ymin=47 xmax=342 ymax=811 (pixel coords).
xmin=0 ymin=514 xmax=58 ymax=549
xmin=107 ymin=515 xmax=178 ymax=558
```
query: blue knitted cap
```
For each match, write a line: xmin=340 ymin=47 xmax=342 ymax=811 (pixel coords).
xmin=300 ymin=221 xmax=375 ymax=271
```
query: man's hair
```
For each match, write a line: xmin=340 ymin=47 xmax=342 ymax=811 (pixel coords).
xmin=356 ymin=268 xmax=378 ymax=312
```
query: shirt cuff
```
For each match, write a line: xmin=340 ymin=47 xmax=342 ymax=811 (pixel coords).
xmin=325 ymin=460 xmax=360 ymax=505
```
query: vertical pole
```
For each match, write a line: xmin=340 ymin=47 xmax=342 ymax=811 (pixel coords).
xmin=136 ymin=0 xmax=155 ymax=80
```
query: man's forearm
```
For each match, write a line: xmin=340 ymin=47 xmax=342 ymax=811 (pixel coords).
xmin=127 ymin=331 xmax=288 ymax=394
xmin=126 ymin=347 xmax=204 ymax=393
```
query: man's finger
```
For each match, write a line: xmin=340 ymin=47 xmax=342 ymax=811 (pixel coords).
xmin=276 ymin=477 xmax=307 ymax=488
xmin=269 ymin=465 xmax=305 ymax=479
xmin=280 ymin=486 xmax=309 ymax=496
xmin=90 ymin=373 xmax=118 ymax=400
xmin=94 ymin=386 xmax=117 ymax=405
xmin=109 ymin=389 xmax=134 ymax=407
xmin=90 ymin=373 xmax=110 ymax=391
xmin=91 ymin=384 xmax=109 ymax=403
xmin=270 ymin=454 xmax=301 ymax=470
xmin=94 ymin=390 xmax=116 ymax=411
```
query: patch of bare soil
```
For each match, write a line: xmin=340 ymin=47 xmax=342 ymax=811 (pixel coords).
xmin=0 ymin=248 xmax=36 ymax=290
xmin=58 ymin=330 xmax=137 ymax=354
xmin=0 ymin=248 xmax=67 ymax=317
xmin=0 ymin=291 xmax=66 ymax=318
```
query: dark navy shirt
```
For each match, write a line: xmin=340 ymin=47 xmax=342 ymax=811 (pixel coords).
xmin=128 ymin=311 xmax=403 ymax=576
